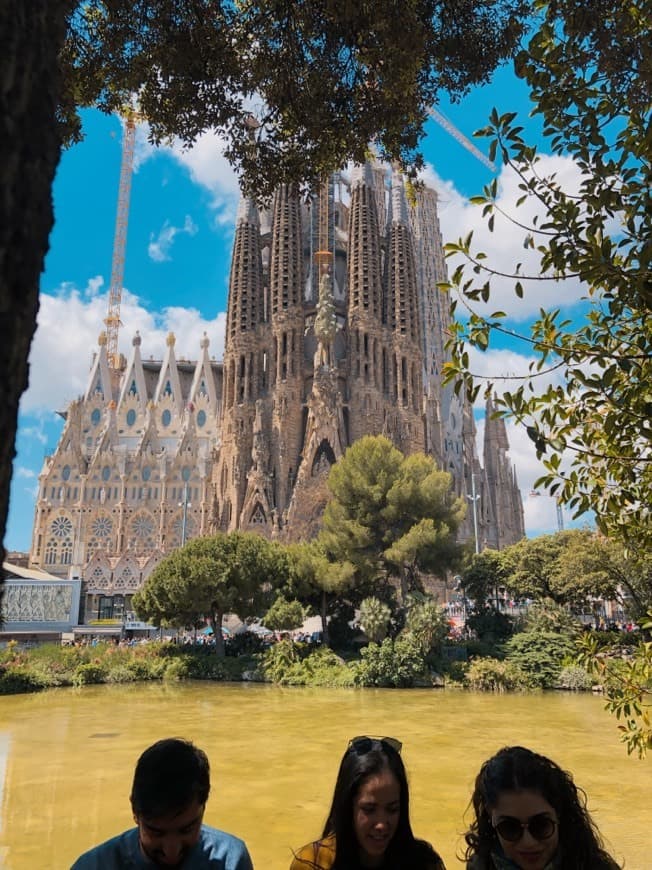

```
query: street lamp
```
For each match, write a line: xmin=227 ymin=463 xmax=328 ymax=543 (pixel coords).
xmin=179 ymin=482 xmax=192 ymax=546
xmin=467 ymin=472 xmax=481 ymax=554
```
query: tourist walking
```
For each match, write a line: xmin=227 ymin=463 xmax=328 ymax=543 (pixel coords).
xmin=71 ymin=737 xmax=253 ymax=869
xmin=290 ymin=735 xmax=444 ymax=869
xmin=463 ymin=745 xmax=620 ymax=870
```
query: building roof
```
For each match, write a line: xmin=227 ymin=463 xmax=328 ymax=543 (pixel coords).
xmin=2 ymin=562 xmax=64 ymax=582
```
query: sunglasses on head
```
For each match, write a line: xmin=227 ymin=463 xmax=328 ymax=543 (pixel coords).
xmin=493 ymin=813 xmax=557 ymax=843
xmin=348 ymin=736 xmax=402 ymax=755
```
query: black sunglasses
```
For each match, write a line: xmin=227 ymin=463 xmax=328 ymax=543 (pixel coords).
xmin=348 ymin=736 xmax=402 ymax=755
xmin=493 ymin=813 xmax=557 ymax=843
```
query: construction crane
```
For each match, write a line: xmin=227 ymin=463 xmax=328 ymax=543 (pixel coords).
xmin=427 ymin=106 xmax=496 ymax=172
xmin=105 ymin=112 xmax=138 ymax=370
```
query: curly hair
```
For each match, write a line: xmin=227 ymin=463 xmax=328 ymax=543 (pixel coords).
xmin=463 ymin=746 xmax=620 ymax=869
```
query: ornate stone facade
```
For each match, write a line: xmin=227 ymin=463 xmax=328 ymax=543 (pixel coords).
xmin=28 ymin=162 xmax=524 ymax=616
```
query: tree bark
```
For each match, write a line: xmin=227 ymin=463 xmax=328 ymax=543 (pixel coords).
xmin=320 ymin=590 xmax=329 ymax=647
xmin=211 ymin=608 xmax=225 ymax=656
xmin=0 ymin=2 xmax=71 ymax=574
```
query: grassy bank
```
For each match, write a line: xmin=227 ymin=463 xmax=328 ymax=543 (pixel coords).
xmin=0 ymin=634 xmax=607 ymax=695
xmin=0 ymin=640 xmax=257 ymax=693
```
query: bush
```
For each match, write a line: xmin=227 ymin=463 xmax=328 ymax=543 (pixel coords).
xmin=72 ymin=663 xmax=107 ymax=686
xmin=505 ymin=631 xmax=575 ymax=689
xmin=259 ymin=639 xmax=300 ymax=683
xmin=106 ymin=664 xmax=137 ymax=684
xmin=327 ymin=601 xmax=358 ymax=650
xmin=524 ymin=599 xmax=581 ymax=637
xmin=225 ymin=632 xmax=267 ymax=657
xmin=557 ymin=665 xmax=593 ymax=691
xmin=466 ymin=608 xmax=514 ymax=643
xmin=263 ymin=596 xmax=305 ymax=632
xmin=163 ymin=658 xmax=194 ymax=681
xmin=284 ymin=647 xmax=354 ymax=687
xmin=186 ymin=655 xmax=228 ymax=680
xmin=258 ymin=642 xmax=353 ymax=686
xmin=0 ymin=665 xmax=45 ymax=694
xmin=404 ymin=599 xmax=449 ymax=653
xmin=465 ymin=657 xmax=528 ymax=692
xmin=354 ymin=634 xmax=428 ymax=688
xmin=359 ymin=597 xmax=392 ymax=643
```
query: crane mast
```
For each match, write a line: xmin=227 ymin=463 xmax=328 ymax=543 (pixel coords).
xmin=427 ymin=106 xmax=496 ymax=171
xmin=105 ymin=114 xmax=137 ymax=370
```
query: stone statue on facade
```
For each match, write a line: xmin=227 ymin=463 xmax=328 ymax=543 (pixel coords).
xmin=313 ymin=269 xmax=337 ymax=371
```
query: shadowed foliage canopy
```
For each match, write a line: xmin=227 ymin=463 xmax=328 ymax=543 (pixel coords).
xmin=133 ymin=532 xmax=288 ymax=655
xmin=321 ymin=436 xmax=465 ymax=598
xmin=443 ymin=0 xmax=651 ymax=547
xmin=281 ymin=541 xmax=356 ymax=647
xmin=2 ymin=0 xmax=526 ymax=572
xmin=59 ymin=0 xmax=528 ymax=197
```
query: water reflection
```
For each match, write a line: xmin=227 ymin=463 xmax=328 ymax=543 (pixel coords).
xmin=0 ymin=683 xmax=648 ymax=869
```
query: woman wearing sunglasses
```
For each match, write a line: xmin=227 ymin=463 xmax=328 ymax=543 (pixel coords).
xmin=290 ymin=736 xmax=445 ymax=869
xmin=463 ymin=746 xmax=620 ymax=870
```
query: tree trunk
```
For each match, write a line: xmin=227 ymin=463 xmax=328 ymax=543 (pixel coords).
xmin=399 ymin=565 xmax=408 ymax=604
xmin=0 ymin=1 xmax=71 ymax=573
xmin=212 ymin=608 xmax=225 ymax=657
xmin=320 ymin=590 xmax=329 ymax=647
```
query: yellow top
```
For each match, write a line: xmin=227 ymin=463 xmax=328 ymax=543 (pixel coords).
xmin=289 ymin=836 xmax=336 ymax=870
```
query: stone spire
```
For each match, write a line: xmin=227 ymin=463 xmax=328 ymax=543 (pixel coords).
xmin=346 ymin=161 xmax=386 ymax=442
xmin=483 ymin=395 xmax=525 ymax=548
xmin=382 ymin=169 xmax=424 ymax=453
xmin=213 ymin=191 xmax=266 ymax=531
xmin=267 ymin=183 xmax=305 ymax=522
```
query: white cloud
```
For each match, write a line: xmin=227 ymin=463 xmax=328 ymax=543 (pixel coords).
xmin=148 ymin=215 xmax=198 ymax=262
xmin=422 ymin=154 xmax=588 ymax=320
xmin=132 ymin=120 xmax=158 ymax=171
xmin=21 ymin=280 xmax=226 ymax=414
xmin=165 ymin=131 xmax=241 ymax=228
xmin=120 ymin=117 xmax=241 ymax=226
xmin=465 ymin=345 xmax=568 ymax=410
xmin=15 ymin=467 xmax=36 ymax=479
xmin=19 ymin=419 xmax=49 ymax=446
xmin=86 ymin=275 xmax=105 ymax=298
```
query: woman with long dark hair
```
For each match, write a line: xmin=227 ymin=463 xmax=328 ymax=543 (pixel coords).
xmin=464 ymin=746 xmax=620 ymax=870
xmin=290 ymin=736 xmax=444 ymax=869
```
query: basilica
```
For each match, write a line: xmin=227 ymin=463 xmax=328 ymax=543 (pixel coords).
xmin=28 ymin=162 xmax=524 ymax=621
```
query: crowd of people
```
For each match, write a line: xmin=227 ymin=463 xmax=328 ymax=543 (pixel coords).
xmin=71 ymin=737 xmax=621 ymax=870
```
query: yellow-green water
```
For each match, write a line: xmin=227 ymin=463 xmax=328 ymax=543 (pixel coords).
xmin=0 ymin=683 xmax=648 ymax=869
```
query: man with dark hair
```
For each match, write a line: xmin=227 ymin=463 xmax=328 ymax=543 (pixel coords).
xmin=71 ymin=738 xmax=253 ymax=869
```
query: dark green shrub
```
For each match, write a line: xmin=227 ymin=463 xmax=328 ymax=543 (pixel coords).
xmin=354 ymin=633 xmax=428 ymax=688
xmin=106 ymin=664 xmax=137 ymax=684
xmin=0 ymin=665 xmax=45 ymax=694
xmin=467 ymin=608 xmax=514 ymax=643
xmin=259 ymin=639 xmax=300 ymax=683
xmin=225 ymin=632 xmax=267 ymax=657
xmin=557 ymin=664 xmax=593 ymax=691
xmin=72 ymin=663 xmax=107 ymax=686
xmin=186 ymin=655 xmax=227 ymax=680
xmin=163 ymin=658 xmax=194 ymax=681
xmin=282 ymin=647 xmax=354 ymax=687
xmin=505 ymin=630 xmax=575 ymax=689
xmin=465 ymin=657 xmax=528 ymax=691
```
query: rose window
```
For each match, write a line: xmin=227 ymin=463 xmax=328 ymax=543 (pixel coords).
xmin=133 ymin=515 xmax=154 ymax=538
xmin=51 ymin=516 xmax=73 ymax=539
xmin=92 ymin=516 xmax=113 ymax=539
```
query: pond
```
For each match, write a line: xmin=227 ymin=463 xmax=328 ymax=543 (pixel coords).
xmin=0 ymin=682 xmax=648 ymax=869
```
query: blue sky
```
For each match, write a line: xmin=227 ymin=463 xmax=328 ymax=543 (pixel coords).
xmin=5 ymin=61 xmax=590 ymax=554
